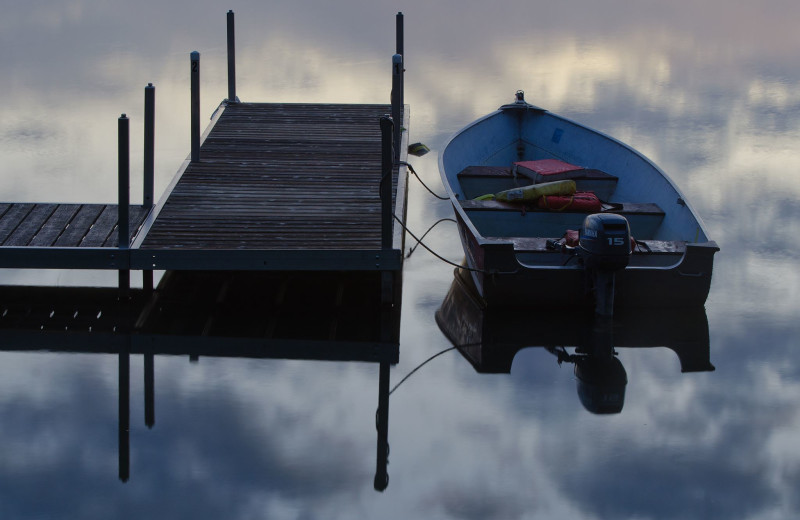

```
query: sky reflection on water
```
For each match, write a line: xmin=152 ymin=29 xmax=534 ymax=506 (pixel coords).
xmin=1 ymin=1 xmax=800 ymax=518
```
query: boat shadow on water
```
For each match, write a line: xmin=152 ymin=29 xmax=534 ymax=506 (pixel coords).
xmin=436 ymin=267 xmax=714 ymax=414
xmin=0 ymin=270 xmax=398 ymax=491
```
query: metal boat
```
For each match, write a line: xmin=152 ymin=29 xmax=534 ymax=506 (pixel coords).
xmin=438 ymin=91 xmax=719 ymax=312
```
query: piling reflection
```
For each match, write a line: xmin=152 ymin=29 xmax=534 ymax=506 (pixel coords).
xmin=0 ymin=271 xmax=398 ymax=491
xmin=436 ymin=268 xmax=714 ymax=414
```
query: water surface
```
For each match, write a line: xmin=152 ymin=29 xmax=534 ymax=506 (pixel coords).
xmin=1 ymin=1 xmax=799 ymax=518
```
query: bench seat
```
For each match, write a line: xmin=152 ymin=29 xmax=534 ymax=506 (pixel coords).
xmin=457 ymin=165 xmax=619 ymax=201
xmin=459 ymin=198 xmax=665 ymax=239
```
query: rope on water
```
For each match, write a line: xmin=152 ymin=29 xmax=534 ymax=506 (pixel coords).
xmin=389 ymin=346 xmax=458 ymax=395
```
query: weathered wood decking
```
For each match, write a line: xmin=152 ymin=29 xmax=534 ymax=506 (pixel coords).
xmin=0 ymin=102 xmax=408 ymax=272
xmin=134 ymin=101 xmax=408 ymax=270
xmin=0 ymin=203 xmax=149 ymax=248
xmin=143 ymin=103 xmax=397 ymax=249
xmin=0 ymin=203 xmax=150 ymax=268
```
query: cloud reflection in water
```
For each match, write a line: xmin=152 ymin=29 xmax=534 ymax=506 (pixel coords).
xmin=1 ymin=0 xmax=800 ymax=518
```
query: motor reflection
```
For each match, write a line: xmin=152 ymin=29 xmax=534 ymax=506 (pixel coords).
xmin=436 ymin=268 xmax=714 ymax=414
xmin=546 ymin=317 xmax=627 ymax=414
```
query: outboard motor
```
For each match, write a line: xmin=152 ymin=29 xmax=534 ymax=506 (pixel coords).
xmin=578 ymin=213 xmax=632 ymax=316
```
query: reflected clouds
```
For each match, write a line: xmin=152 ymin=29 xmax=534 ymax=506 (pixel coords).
xmin=0 ymin=356 xmax=383 ymax=519
xmin=1 ymin=0 xmax=800 ymax=518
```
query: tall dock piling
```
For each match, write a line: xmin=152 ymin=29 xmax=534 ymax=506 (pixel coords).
xmin=396 ymin=12 xmax=404 ymax=56
xmin=380 ymin=116 xmax=394 ymax=251
xmin=190 ymin=51 xmax=200 ymax=162
xmin=227 ymin=10 xmax=236 ymax=103
xmin=391 ymin=55 xmax=403 ymax=162
xmin=143 ymin=84 xmax=155 ymax=293
xmin=118 ymin=114 xmax=130 ymax=297
xmin=143 ymin=84 xmax=155 ymax=208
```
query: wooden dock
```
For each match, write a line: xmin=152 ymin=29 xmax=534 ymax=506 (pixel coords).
xmin=0 ymin=7 xmax=410 ymax=278
xmin=0 ymin=11 xmax=407 ymax=489
xmin=0 ymin=101 xmax=408 ymax=272
xmin=0 ymin=11 xmax=409 ymax=363
xmin=0 ymin=203 xmax=150 ymax=269
xmin=134 ymin=101 xmax=408 ymax=271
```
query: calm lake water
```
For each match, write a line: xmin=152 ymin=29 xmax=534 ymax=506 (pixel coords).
xmin=2 ymin=1 xmax=799 ymax=518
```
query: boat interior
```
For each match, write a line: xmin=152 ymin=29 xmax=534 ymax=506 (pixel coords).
xmin=454 ymin=162 xmax=686 ymax=267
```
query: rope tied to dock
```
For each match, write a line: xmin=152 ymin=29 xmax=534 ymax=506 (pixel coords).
xmin=405 ymin=217 xmax=456 ymax=258
xmin=397 ymin=161 xmax=449 ymax=200
xmin=381 ymin=161 xmax=519 ymax=276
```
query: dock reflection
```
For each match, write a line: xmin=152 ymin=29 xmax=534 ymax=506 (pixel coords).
xmin=0 ymin=270 xmax=398 ymax=491
xmin=436 ymin=268 xmax=714 ymax=414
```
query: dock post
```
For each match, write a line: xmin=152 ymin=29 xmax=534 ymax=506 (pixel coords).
xmin=396 ymin=12 xmax=404 ymax=57
xmin=143 ymin=84 xmax=155 ymax=294
xmin=191 ymin=51 xmax=200 ymax=162
xmin=395 ymin=12 xmax=406 ymax=132
xmin=143 ymin=84 xmax=155 ymax=208
xmin=391 ymin=55 xmax=403 ymax=163
xmin=118 ymin=114 xmax=130 ymax=298
xmin=226 ymin=10 xmax=237 ymax=103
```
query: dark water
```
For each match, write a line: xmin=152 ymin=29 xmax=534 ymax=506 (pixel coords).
xmin=1 ymin=2 xmax=800 ymax=518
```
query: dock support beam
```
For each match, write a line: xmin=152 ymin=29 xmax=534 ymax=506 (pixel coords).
xmin=227 ymin=10 xmax=237 ymax=103
xmin=396 ymin=12 xmax=404 ymax=57
xmin=380 ymin=116 xmax=394 ymax=250
xmin=143 ymin=84 xmax=155 ymax=209
xmin=379 ymin=114 xmax=396 ymax=355
xmin=391 ymin=55 xmax=403 ymax=163
xmin=190 ymin=51 xmax=200 ymax=162
xmin=143 ymin=84 xmax=155 ymax=295
xmin=118 ymin=114 xmax=130 ymax=298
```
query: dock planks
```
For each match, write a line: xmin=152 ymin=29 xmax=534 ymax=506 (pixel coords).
xmin=0 ymin=102 xmax=408 ymax=273
xmin=0 ymin=203 xmax=149 ymax=248
xmin=139 ymin=102 xmax=403 ymax=255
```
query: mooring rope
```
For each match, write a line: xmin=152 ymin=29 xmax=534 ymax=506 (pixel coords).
xmin=405 ymin=217 xmax=457 ymax=258
xmin=381 ymin=164 xmax=518 ymax=276
xmin=389 ymin=346 xmax=458 ymax=395
xmin=397 ymin=161 xmax=449 ymax=200
xmin=390 ymin=214 xmax=488 ymax=273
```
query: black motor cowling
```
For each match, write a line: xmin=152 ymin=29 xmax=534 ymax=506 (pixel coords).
xmin=578 ymin=213 xmax=632 ymax=271
xmin=578 ymin=214 xmax=632 ymax=316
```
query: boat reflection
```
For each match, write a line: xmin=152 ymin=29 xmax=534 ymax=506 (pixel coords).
xmin=436 ymin=268 xmax=714 ymax=414
xmin=0 ymin=270 xmax=398 ymax=491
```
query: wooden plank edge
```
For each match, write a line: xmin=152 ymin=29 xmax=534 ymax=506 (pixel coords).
xmin=392 ymin=104 xmax=411 ymax=256
xmin=131 ymin=248 xmax=403 ymax=271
